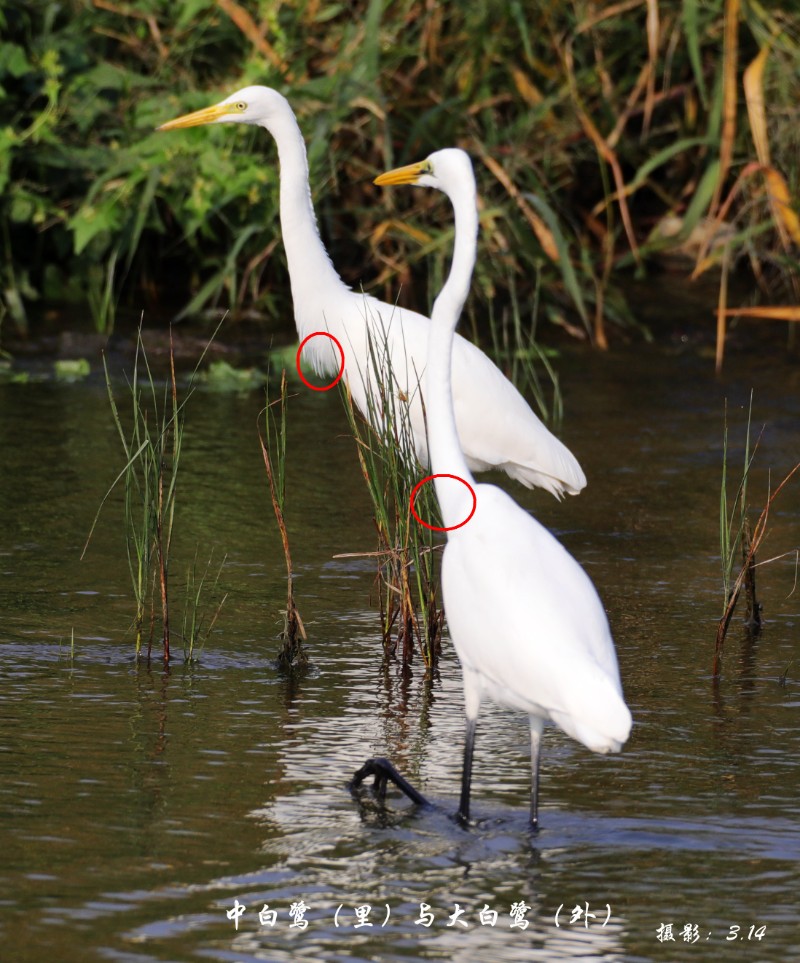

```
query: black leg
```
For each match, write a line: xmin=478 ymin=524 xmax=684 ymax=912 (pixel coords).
xmin=530 ymin=725 xmax=542 ymax=832
xmin=456 ymin=717 xmax=476 ymax=826
xmin=349 ymin=757 xmax=429 ymax=807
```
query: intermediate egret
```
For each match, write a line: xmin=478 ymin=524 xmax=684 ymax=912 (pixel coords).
xmin=353 ymin=150 xmax=631 ymax=830
xmin=158 ymin=86 xmax=586 ymax=498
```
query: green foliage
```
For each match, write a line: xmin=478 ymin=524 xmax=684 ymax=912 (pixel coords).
xmin=84 ymin=320 xmax=220 ymax=661
xmin=1 ymin=0 xmax=799 ymax=346
xmin=53 ymin=356 xmax=90 ymax=381
xmin=182 ymin=549 xmax=228 ymax=662
xmin=259 ymin=368 xmax=308 ymax=668
xmin=719 ymin=394 xmax=756 ymax=611
xmin=200 ymin=358 xmax=267 ymax=392
xmin=339 ymin=316 xmax=444 ymax=668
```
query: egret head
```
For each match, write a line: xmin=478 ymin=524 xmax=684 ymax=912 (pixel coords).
xmin=374 ymin=148 xmax=474 ymax=196
xmin=157 ymin=85 xmax=287 ymax=131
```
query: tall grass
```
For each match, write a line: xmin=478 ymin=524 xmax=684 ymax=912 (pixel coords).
xmin=182 ymin=549 xmax=228 ymax=663
xmin=718 ymin=396 xmax=756 ymax=615
xmin=337 ymin=317 xmax=443 ymax=669
xmin=4 ymin=3 xmax=800 ymax=356
xmin=714 ymin=396 xmax=800 ymax=676
xmin=484 ymin=272 xmax=564 ymax=429
xmin=258 ymin=368 xmax=308 ymax=669
xmin=84 ymin=322 xmax=218 ymax=662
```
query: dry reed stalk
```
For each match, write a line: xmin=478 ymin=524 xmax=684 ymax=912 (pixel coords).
xmin=714 ymin=459 xmax=800 ymax=677
xmin=715 ymin=243 xmax=731 ymax=374
xmin=216 ymin=0 xmax=291 ymax=78
xmin=742 ymin=42 xmax=800 ymax=310
xmin=476 ymin=148 xmax=560 ymax=264
xmin=642 ymin=0 xmax=660 ymax=136
xmin=741 ymin=517 xmax=761 ymax=633
xmin=722 ymin=306 xmax=800 ymax=322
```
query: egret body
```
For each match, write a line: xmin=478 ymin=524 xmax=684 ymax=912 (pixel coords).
xmin=373 ymin=149 xmax=632 ymax=828
xmin=159 ymin=86 xmax=586 ymax=498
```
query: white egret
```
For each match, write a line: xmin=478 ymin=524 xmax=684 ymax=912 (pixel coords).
xmin=158 ymin=86 xmax=586 ymax=498
xmin=354 ymin=150 xmax=631 ymax=829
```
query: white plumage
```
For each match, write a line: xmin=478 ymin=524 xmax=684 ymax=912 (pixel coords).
xmin=159 ymin=86 xmax=586 ymax=498
xmin=376 ymin=149 xmax=631 ymax=828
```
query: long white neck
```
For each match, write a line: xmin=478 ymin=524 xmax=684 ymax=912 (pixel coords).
xmin=425 ymin=184 xmax=479 ymax=529
xmin=265 ymin=98 xmax=347 ymax=330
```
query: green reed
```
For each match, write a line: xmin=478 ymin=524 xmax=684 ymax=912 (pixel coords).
xmin=6 ymin=2 xmax=800 ymax=353
xmin=182 ymin=549 xmax=228 ymax=663
xmin=338 ymin=314 xmax=443 ymax=669
xmin=484 ymin=270 xmax=564 ymax=430
xmin=714 ymin=395 xmax=800 ymax=676
xmin=718 ymin=395 xmax=756 ymax=617
xmin=85 ymin=322 xmax=218 ymax=662
xmin=259 ymin=368 xmax=308 ymax=669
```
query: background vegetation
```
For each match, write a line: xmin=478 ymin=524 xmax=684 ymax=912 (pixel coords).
xmin=2 ymin=0 xmax=799 ymax=356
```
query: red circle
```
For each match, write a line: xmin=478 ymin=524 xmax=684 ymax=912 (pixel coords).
xmin=296 ymin=332 xmax=346 ymax=391
xmin=410 ymin=474 xmax=477 ymax=532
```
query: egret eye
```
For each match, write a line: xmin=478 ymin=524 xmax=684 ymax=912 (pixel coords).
xmin=235 ymin=101 xmax=247 ymax=111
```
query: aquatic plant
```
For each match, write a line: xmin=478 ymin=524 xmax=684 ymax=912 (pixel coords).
xmin=3 ymin=2 xmax=799 ymax=354
xmin=258 ymin=368 xmax=307 ymax=668
xmin=181 ymin=549 xmax=228 ymax=663
xmin=337 ymin=319 xmax=443 ymax=669
xmin=718 ymin=397 xmax=757 ymax=627
xmin=93 ymin=327 xmax=182 ymax=661
xmin=715 ymin=397 xmax=800 ymax=675
xmin=85 ymin=322 xmax=218 ymax=663
xmin=351 ymin=148 xmax=631 ymax=831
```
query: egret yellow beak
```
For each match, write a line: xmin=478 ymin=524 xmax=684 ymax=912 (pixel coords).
xmin=157 ymin=102 xmax=234 ymax=132
xmin=374 ymin=160 xmax=430 ymax=186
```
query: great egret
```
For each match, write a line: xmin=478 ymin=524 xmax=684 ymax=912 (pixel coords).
xmin=158 ymin=86 xmax=586 ymax=498
xmin=353 ymin=150 xmax=631 ymax=830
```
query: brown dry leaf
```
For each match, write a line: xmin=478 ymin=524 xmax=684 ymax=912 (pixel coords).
xmin=723 ymin=305 xmax=800 ymax=322
xmin=216 ymin=0 xmax=290 ymax=77
xmin=575 ymin=108 xmax=640 ymax=262
xmin=477 ymin=150 xmax=560 ymax=263
xmin=764 ymin=168 xmax=800 ymax=246
xmin=350 ymin=96 xmax=386 ymax=121
xmin=710 ymin=0 xmax=740 ymax=218
xmin=642 ymin=0 xmax=659 ymax=136
xmin=715 ymin=243 xmax=731 ymax=373
xmin=371 ymin=219 xmax=433 ymax=247
xmin=576 ymin=0 xmax=646 ymax=34
xmin=694 ymin=253 xmax=719 ymax=278
xmin=742 ymin=47 xmax=800 ymax=251
xmin=692 ymin=161 xmax=762 ymax=278
xmin=511 ymin=67 xmax=544 ymax=107
xmin=743 ymin=45 xmax=770 ymax=167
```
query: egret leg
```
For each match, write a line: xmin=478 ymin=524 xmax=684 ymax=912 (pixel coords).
xmin=349 ymin=757 xmax=429 ymax=807
xmin=529 ymin=719 xmax=544 ymax=832
xmin=456 ymin=716 xmax=477 ymax=826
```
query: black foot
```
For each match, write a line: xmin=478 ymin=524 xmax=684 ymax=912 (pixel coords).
xmin=349 ymin=757 xmax=430 ymax=807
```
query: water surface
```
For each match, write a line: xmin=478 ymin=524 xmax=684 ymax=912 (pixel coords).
xmin=1 ymin=337 xmax=799 ymax=962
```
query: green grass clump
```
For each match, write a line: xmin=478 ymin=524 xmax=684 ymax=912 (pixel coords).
xmin=715 ymin=395 xmax=800 ymax=676
xmin=259 ymin=368 xmax=308 ymax=669
xmin=1 ymin=1 xmax=799 ymax=358
xmin=338 ymin=317 xmax=443 ymax=669
xmin=84 ymin=321 xmax=220 ymax=662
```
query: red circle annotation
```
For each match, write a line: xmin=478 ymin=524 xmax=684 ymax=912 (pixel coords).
xmin=410 ymin=474 xmax=477 ymax=532
xmin=296 ymin=332 xmax=346 ymax=391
